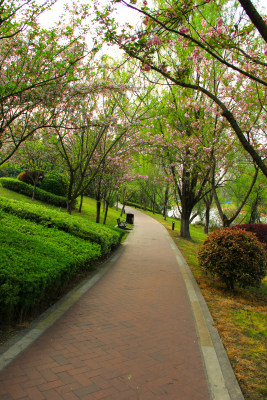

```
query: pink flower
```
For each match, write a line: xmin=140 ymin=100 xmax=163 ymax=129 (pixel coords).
xmin=216 ymin=17 xmax=223 ymax=27
xmin=264 ymin=45 xmax=267 ymax=56
xmin=146 ymin=35 xmax=162 ymax=47
xmin=152 ymin=35 xmax=161 ymax=45
xmin=143 ymin=15 xmax=149 ymax=25
xmin=141 ymin=64 xmax=151 ymax=72
xmin=179 ymin=25 xmax=190 ymax=35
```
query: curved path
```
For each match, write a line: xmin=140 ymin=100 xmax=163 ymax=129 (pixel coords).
xmin=0 ymin=207 xmax=243 ymax=400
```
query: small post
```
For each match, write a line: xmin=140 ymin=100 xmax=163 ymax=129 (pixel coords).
xmin=172 ymin=221 xmax=175 ymax=230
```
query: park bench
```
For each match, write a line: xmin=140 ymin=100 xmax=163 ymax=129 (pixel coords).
xmin=116 ymin=218 xmax=130 ymax=230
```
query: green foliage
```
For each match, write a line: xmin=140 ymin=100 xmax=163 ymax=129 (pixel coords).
xmin=39 ymin=174 xmax=67 ymax=197
xmin=124 ymin=200 xmax=155 ymax=213
xmin=0 ymin=166 xmax=21 ymax=178
xmin=0 ymin=177 xmax=68 ymax=207
xmin=0 ymin=212 xmax=101 ymax=321
xmin=198 ymin=228 xmax=266 ymax=290
xmin=0 ymin=196 xmax=124 ymax=254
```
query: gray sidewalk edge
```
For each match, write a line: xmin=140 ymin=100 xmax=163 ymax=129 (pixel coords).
xmin=0 ymin=241 xmax=128 ymax=372
xmin=160 ymin=224 xmax=244 ymax=400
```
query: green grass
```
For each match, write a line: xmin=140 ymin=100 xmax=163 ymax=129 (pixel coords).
xmin=0 ymin=185 xmax=128 ymax=322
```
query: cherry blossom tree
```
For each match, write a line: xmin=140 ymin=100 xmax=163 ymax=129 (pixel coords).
xmin=46 ymin=58 xmax=154 ymax=214
xmin=96 ymin=0 xmax=267 ymax=177
xmin=0 ymin=0 xmax=98 ymax=164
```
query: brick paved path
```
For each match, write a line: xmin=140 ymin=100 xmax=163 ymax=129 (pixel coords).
xmin=0 ymin=209 xmax=210 ymax=400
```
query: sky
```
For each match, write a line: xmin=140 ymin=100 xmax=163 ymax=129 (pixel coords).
xmin=37 ymin=0 xmax=142 ymax=28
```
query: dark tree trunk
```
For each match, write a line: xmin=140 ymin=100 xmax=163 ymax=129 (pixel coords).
xmin=103 ymin=200 xmax=109 ymax=225
xmin=180 ymin=208 xmax=192 ymax=239
xmin=66 ymin=200 xmax=73 ymax=215
xmin=238 ymin=0 xmax=267 ymax=43
xmin=79 ymin=192 xmax=84 ymax=213
xmin=32 ymin=182 xmax=37 ymax=201
xmin=249 ymin=193 xmax=260 ymax=223
xmin=163 ymin=185 xmax=169 ymax=221
xmin=204 ymin=206 xmax=210 ymax=234
xmin=96 ymin=198 xmax=101 ymax=223
xmin=204 ymin=193 xmax=213 ymax=234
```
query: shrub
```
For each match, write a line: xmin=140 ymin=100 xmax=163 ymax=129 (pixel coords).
xmin=230 ymin=223 xmax=267 ymax=244
xmin=0 ymin=196 xmax=124 ymax=254
xmin=0 ymin=212 xmax=101 ymax=320
xmin=0 ymin=177 xmax=68 ymax=207
xmin=124 ymin=200 xmax=155 ymax=213
xmin=17 ymin=170 xmax=44 ymax=185
xmin=0 ymin=166 xmax=21 ymax=178
xmin=198 ymin=228 xmax=266 ymax=291
xmin=39 ymin=176 xmax=66 ymax=197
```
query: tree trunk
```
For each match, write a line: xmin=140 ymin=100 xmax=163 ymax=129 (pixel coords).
xmin=103 ymin=200 xmax=109 ymax=225
xmin=96 ymin=199 xmax=101 ymax=223
xmin=180 ymin=208 xmax=192 ymax=239
xmin=249 ymin=193 xmax=260 ymax=223
xmin=79 ymin=192 xmax=84 ymax=213
xmin=32 ymin=182 xmax=37 ymax=201
xmin=204 ymin=193 xmax=213 ymax=234
xmin=204 ymin=205 xmax=210 ymax=234
xmin=66 ymin=200 xmax=73 ymax=215
xmin=238 ymin=0 xmax=267 ymax=43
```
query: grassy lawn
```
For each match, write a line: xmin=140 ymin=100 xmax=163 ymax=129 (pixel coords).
xmin=0 ymin=186 xmax=123 ymax=228
xmin=0 ymin=186 xmax=128 ymax=340
xmin=141 ymin=210 xmax=267 ymax=400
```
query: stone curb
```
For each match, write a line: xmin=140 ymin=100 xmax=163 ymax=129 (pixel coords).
xmin=0 ymin=242 xmax=127 ymax=372
xmin=160 ymin=224 xmax=244 ymax=400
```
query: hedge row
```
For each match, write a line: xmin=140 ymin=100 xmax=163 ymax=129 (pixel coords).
xmin=230 ymin=223 xmax=267 ymax=244
xmin=124 ymin=201 xmax=156 ymax=213
xmin=0 ymin=196 xmax=124 ymax=254
xmin=0 ymin=212 xmax=101 ymax=320
xmin=0 ymin=177 xmax=68 ymax=208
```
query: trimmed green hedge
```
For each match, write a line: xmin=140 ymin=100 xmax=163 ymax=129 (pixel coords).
xmin=0 ymin=212 xmax=101 ymax=320
xmin=0 ymin=177 xmax=68 ymax=208
xmin=124 ymin=200 xmax=159 ymax=213
xmin=0 ymin=196 xmax=124 ymax=254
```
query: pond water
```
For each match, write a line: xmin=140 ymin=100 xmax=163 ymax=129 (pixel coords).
xmin=167 ymin=207 xmax=267 ymax=226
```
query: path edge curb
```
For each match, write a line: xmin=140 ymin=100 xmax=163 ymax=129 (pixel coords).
xmin=161 ymin=225 xmax=244 ymax=400
xmin=0 ymin=241 xmax=128 ymax=372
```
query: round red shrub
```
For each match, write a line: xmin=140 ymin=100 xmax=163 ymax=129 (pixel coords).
xmin=17 ymin=171 xmax=44 ymax=185
xmin=198 ymin=228 xmax=266 ymax=291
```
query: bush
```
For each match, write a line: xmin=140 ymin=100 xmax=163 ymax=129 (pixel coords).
xmin=39 ymin=176 xmax=66 ymax=197
xmin=17 ymin=170 xmax=44 ymax=185
xmin=0 ymin=177 xmax=68 ymax=207
xmin=0 ymin=212 xmax=101 ymax=320
xmin=0 ymin=196 xmax=124 ymax=254
xmin=124 ymin=200 xmax=155 ymax=213
xmin=0 ymin=166 xmax=21 ymax=178
xmin=198 ymin=228 xmax=266 ymax=291
xmin=230 ymin=223 xmax=267 ymax=244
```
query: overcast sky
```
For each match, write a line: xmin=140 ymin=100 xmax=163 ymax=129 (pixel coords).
xmin=38 ymin=0 xmax=267 ymax=29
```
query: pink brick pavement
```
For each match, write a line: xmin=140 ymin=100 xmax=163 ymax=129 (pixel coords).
xmin=0 ymin=209 xmax=210 ymax=399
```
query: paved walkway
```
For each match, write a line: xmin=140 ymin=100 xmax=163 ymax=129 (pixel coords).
xmin=0 ymin=208 xmax=243 ymax=400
